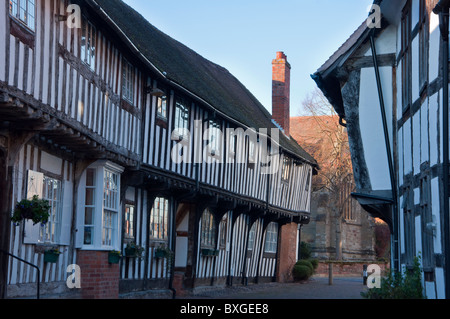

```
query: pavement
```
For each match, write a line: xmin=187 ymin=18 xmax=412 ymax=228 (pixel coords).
xmin=185 ymin=276 xmax=368 ymax=300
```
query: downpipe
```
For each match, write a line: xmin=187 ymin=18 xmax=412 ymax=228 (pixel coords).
xmin=369 ymin=30 xmax=400 ymax=272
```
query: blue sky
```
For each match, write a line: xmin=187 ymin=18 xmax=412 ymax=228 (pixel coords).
xmin=123 ymin=0 xmax=373 ymax=116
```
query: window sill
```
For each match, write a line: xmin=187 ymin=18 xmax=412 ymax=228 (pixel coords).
xmin=10 ymin=16 xmax=35 ymax=48
xmin=156 ymin=116 xmax=168 ymax=129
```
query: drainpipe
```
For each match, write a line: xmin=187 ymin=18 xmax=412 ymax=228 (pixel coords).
xmin=369 ymin=29 xmax=400 ymax=272
xmin=442 ymin=10 xmax=450 ymax=301
xmin=434 ymin=2 xmax=450 ymax=299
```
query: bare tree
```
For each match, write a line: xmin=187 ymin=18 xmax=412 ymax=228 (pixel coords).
xmin=295 ymin=88 xmax=354 ymax=260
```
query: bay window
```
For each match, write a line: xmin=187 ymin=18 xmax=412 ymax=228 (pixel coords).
xmin=81 ymin=161 xmax=123 ymax=250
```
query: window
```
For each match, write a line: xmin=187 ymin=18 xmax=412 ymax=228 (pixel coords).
xmin=219 ymin=215 xmax=228 ymax=249
xmin=102 ymin=169 xmax=119 ymax=247
xmin=418 ymin=0 xmax=428 ymax=92
xmin=84 ymin=169 xmax=96 ymax=245
xmin=23 ymin=170 xmax=71 ymax=246
xmin=150 ymin=197 xmax=169 ymax=240
xmin=341 ymin=175 xmax=357 ymax=222
xmin=248 ymin=139 xmax=256 ymax=164
xmin=81 ymin=161 xmax=123 ymax=250
xmin=208 ymin=120 xmax=222 ymax=156
xmin=124 ymin=204 xmax=135 ymax=240
xmin=401 ymin=1 xmax=412 ymax=111
xmin=81 ymin=19 xmax=96 ymax=70
xmin=201 ymin=209 xmax=216 ymax=249
xmin=9 ymin=0 xmax=35 ymax=31
xmin=420 ymin=175 xmax=434 ymax=272
xmin=122 ymin=59 xmax=134 ymax=104
xmin=157 ymin=94 xmax=168 ymax=120
xmin=264 ymin=222 xmax=278 ymax=254
xmin=174 ymin=99 xmax=190 ymax=138
xmin=403 ymin=188 xmax=415 ymax=268
xmin=281 ymin=157 xmax=291 ymax=181
xmin=40 ymin=177 xmax=62 ymax=243
xmin=248 ymin=224 xmax=257 ymax=251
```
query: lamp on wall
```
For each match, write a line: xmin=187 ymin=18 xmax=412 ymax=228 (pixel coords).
xmin=146 ymin=87 xmax=165 ymax=97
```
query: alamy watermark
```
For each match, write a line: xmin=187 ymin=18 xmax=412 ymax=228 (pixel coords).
xmin=66 ymin=264 xmax=81 ymax=289
xmin=170 ymin=124 xmax=283 ymax=176
xmin=365 ymin=264 xmax=382 ymax=289
xmin=367 ymin=4 xmax=382 ymax=29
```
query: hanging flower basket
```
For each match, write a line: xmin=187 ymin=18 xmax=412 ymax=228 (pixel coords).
xmin=108 ymin=250 xmax=121 ymax=264
xmin=11 ymin=196 xmax=50 ymax=226
xmin=125 ymin=242 xmax=144 ymax=258
xmin=154 ymin=244 xmax=173 ymax=259
xmin=44 ymin=249 xmax=61 ymax=263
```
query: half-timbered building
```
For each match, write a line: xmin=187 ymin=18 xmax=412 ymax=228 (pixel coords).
xmin=0 ymin=0 xmax=317 ymax=298
xmin=313 ymin=0 xmax=450 ymax=299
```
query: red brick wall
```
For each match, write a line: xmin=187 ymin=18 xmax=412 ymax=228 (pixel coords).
xmin=77 ymin=250 xmax=120 ymax=299
xmin=277 ymin=223 xmax=298 ymax=283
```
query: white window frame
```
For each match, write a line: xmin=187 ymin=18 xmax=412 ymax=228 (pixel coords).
xmin=264 ymin=222 xmax=278 ymax=254
xmin=40 ymin=176 xmax=63 ymax=244
xmin=173 ymin=99 xmax=190 ymax=139
xmin=81 ymin=161 xmax=123 ymax=251
xmin=9 ymin=0 xmax=35 ymax=31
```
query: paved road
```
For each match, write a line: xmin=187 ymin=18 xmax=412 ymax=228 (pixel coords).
xmin=188 ymin=276 xmax=368 ymax=300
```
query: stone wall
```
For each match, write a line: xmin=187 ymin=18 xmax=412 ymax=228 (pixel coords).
xmin=302 ymin=191 xmax=377 ymax=262
xmin=315 ymin=261 xmax=390 ymax=277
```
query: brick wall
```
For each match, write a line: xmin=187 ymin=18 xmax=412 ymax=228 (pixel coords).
xmin=272 ymin=52 xmax=291 ymax=136
xmin=77 ymin=250 xmax=120 ymax=299
xmin=277 ymin=223 xmax=298 ymax=283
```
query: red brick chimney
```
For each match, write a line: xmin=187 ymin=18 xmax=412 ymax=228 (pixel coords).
xmin=272 ymin=51 xmax=291 ymax=136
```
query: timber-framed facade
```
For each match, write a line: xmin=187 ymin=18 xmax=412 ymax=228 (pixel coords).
xmin=0 ymin=0 xmax=317 ymax=299
xmin=313 ymin=0 xmax=450 ymax=299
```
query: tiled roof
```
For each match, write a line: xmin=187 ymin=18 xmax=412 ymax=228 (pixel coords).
xmin=86 ymin=0 xmax=317 ymax=166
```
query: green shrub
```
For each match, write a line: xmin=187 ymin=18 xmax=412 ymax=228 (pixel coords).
xmin=299 ymin=242 xmax=312 ymax=260
xmin=296 ymin=260 xmax=314 ymax=274
xmin=309 ymin=259 xmax=319 ymax=270
xmin=361 ymin=256 xmax=424 ymax=299
xmin=293 ymin=265 xmax=312 ymax=281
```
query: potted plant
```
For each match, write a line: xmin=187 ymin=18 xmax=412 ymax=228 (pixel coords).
xmin=11 ymin=195 xmax=51 ymax=226
xmin=201 ymin=248 xmax=219 ymax=257
xmin=108 ymin=250 xmax=121 ymax=264
xmin=125 ymin=242 xmax=144 ymax=258
xmin=154 ymin=244 xmax=172 ymax=259
xmin=44 ymin=248 xmax=61 ymax=263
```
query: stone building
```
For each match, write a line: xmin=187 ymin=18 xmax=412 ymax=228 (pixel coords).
xmin=291 ymin=115 xmax=377 ymax=261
